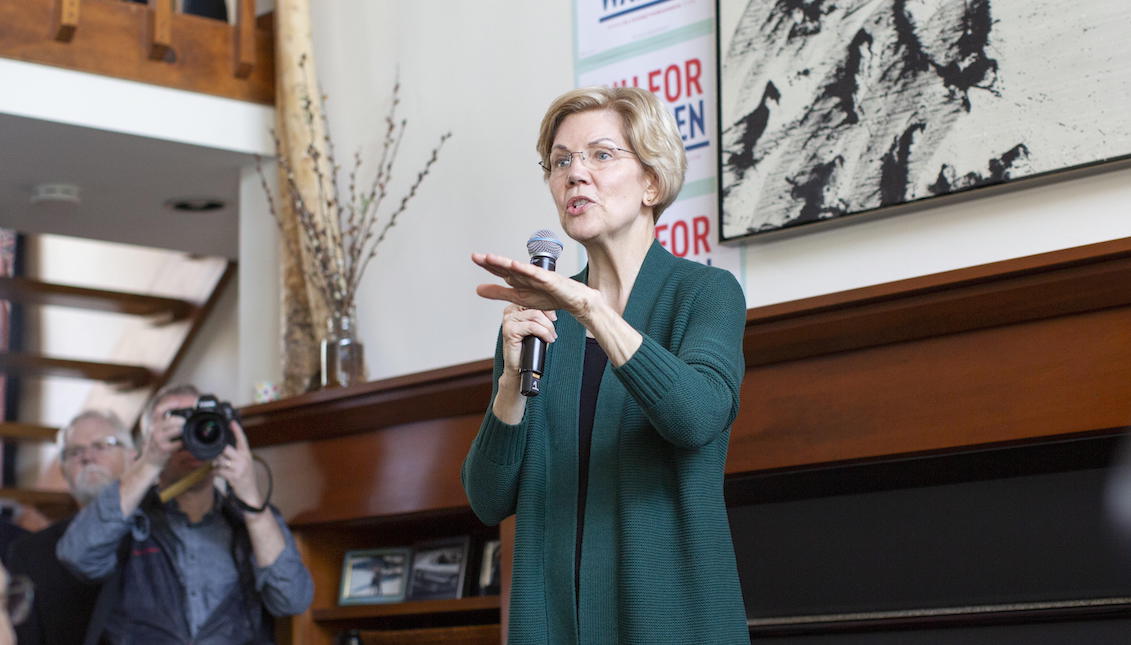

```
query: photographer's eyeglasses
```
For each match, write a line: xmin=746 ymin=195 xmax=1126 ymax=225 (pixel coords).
xmin=4 ymin=574 xmax=33 ymax=626
xmin=539 ymin=145 xmax=637 ymax=176
xmin=61 ymin=436 xmax=126 ymax=462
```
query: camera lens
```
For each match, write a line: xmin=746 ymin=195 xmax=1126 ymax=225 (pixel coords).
xmin=182 ymin=412 xmax=230 ymax=461
xmin=194 ymin=419 xmax=223 ymax=444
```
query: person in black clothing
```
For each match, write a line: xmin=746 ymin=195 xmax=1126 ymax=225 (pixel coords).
xmin=7 ymin=410 xmax=136 ymax=645
xmin=0 ymin=518 xmax=27 ymax=568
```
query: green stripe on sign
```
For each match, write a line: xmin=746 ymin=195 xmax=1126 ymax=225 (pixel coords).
xmin=675 ymin=177 xmax=717 ymax=202
xmin=575 ymin=19 xmax=714 ymax=75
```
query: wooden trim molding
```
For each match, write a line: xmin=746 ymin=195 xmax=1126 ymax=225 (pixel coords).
xmin=743 ymin=236 xmax=1131 ymax=368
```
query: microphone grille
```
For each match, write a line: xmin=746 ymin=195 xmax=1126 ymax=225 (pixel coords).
xmin=527 ymin=229 xmax=564 ymax=260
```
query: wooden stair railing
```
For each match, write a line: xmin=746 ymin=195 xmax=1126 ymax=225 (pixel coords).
xmin=233 ymin=0 xmax=256 ymax=78
xmin=0 ymin=0 xmax=274 ymax=104
xmin=53 ymin=0 xmax=78 ymax=41
xmin=147 ymin=0 xmax=173 ymax=61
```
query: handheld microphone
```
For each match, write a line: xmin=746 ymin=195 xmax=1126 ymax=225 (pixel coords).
xmin=520 ymin=229 xmax=564 ymax=397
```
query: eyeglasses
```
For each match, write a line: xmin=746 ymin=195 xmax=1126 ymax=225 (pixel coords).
xmin=61 ymin=436 xmax=126 ymax=462
xmin=539 ymin=145 xmax=637 ymax=176
xmin=4 ymin=574 xmax=33 ymax=626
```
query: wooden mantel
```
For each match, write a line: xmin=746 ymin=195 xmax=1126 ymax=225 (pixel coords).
xmin=243 ymin=237 xmax=1131 ymax=645
xmin=244 ymin=236 xmax=1131 ymax=525
xmin=0 ymin=0 xmax=274 ymax=104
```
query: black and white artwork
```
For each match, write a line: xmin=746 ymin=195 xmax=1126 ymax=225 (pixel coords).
xmin=718 ymin=0 xmax=1131 ymax=239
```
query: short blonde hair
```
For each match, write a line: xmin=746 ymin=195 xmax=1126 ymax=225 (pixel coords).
xmin=536 ymin=86 xmax=686 ymax=221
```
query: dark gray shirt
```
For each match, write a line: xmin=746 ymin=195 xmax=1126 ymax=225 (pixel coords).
xmin=57 ymin=481 xmax=313 ymax=637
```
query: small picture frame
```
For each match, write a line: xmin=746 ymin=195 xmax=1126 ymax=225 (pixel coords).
xmin=407 ymin=536 xmax=470 ymax=601
xmin=338 ymin=548 xmax=411 ymax=605
xmin=477 ymin=538 xmax=501 ymax=596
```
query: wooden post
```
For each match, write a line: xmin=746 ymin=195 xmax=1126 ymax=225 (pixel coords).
xmin=275 ymin=0 xmax=335 ymax=396
xmin=54 ymin=0 xmax=80 ymax=42
xmin=147 ymin=0 xmax=173 ymax=61
xmin=233 ymin=0 xmax=255 ymax=78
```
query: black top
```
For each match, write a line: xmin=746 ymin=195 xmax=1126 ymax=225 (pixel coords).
xmin=7 ymin=517 xmax=101 ymax=645
xmin=575 ymin=336 xmax=608 ymax=600
xmin=0 ymin=517 xmax=28 ymax=567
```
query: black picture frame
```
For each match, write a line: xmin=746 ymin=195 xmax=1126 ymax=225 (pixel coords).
xmin=407 ymin=536 xmax=470 ymax=601
xmin=716 ymin=0 xmax=1131 ymax=241
xmin=338 ymin=547 xmax=411 ymax=605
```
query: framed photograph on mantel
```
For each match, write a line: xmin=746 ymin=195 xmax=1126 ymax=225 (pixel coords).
xmin=338 ymin=548 xmax=411 ymax=605
xmin=407 ymin=536 xmax=470 ymax=601
xmin=717 ymin=0 xmax=1131 ymax=240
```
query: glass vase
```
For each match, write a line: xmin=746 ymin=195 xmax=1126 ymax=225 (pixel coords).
xmin=320 ymin=309 xmax=365 ymax=388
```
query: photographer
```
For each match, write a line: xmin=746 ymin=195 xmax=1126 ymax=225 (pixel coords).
xmin=57 ymin=384 xmax=313 ymax=644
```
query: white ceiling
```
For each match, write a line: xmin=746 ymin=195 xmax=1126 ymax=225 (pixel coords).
xmin=0 ymin=111 xmax=252 ymax=259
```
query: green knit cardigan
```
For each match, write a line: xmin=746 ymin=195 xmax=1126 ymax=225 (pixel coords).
xmin=462 ymin=241 xmax=750 ymax=645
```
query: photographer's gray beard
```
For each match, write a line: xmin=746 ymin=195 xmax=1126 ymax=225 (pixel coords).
xmin=69 ymin=464 xmax=114 ymax=506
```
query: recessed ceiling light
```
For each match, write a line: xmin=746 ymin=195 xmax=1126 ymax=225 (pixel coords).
xmin=165 ymin=197 xmax=226 ymax=212
xmin=30 ymin=183 xmax=81 ymax=204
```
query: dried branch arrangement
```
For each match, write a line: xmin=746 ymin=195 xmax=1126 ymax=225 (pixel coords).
xmin=258 ymin=57 xmax=451 ymax=316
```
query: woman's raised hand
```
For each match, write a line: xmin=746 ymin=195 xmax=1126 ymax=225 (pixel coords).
xmin=472 ymin=252 xmax=595 ymax=318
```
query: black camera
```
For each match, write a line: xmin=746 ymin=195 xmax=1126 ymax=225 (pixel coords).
xmin=166 ymin=394 xmax=239 ymax=461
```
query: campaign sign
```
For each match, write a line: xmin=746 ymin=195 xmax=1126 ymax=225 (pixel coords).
xmin=576 ymin=0 xmax=714 ymax=60
xmin=578 ymin=34 xmax=717 ymax=185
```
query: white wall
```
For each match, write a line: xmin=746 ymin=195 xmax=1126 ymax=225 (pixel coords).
xmin=236 ymin=0 xmax=579 ymax=390
xmin=227 ymin=0 xmax=1131 ymax=394
xmin=736 ymin=166 xmax=1131 ymax=307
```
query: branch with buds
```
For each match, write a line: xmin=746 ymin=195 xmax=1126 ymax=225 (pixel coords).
xmin=257 ymin=56 xmax=451 ymax=316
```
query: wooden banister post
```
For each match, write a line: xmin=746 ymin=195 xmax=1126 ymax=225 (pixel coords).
xmin=54 ymin=0 xmax=80 ymax=42
xmin=233 ymin=0 xmax=255 ymax=78
xmin=147 ymin=0 xmax=173 ymax=61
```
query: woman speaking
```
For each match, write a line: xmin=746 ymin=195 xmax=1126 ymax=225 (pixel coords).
xmin=463 ymin=86 xmax=749 ymax=645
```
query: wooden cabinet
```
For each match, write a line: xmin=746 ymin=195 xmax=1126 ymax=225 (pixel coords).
xmin=243 ymin=237 xmax=1131 ymax=643
xmin=241 ymin=361 xmax=502 ymax=645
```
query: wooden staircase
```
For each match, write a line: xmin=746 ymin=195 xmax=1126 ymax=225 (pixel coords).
xmin=0 ymin=250 xmax=234 ymax=522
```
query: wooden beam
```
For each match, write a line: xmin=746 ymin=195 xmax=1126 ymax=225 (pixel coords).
xmin=0 ymin=0 xmax=275 ymax=104
xmin=0 ymin=352 xmax=153 ymax=389
xmin=147 ymin=0 xmax=173 ymax=61
xmin=0 ymin=422 xmax=58 ymax=442
xmin=233 ymin=0 xmax=255 ymax=78
xmin=0 ymin=276 xmax=194 ymax=321
xmin=53 ymin=0 xmax=80 ymax=41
